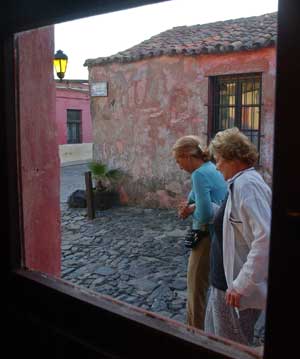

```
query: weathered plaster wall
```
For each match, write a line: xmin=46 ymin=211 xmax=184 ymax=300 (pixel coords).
xmin=18 ymin=27 xmax=61 ymax=276
xmin=56 ymin=85 xmax=92 ymax=144
xmin=203 ymin=47 xmax=276 ymax=185
xmin=89 ymin=48 xmax=275 ymax=207
xmin=59 ymin=143 xmax=93 ymax=164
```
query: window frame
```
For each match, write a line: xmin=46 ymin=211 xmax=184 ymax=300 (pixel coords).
xmin=2 ymin=0 xmax=300 ymax=358
xmin=67 ymin=109 xmax=82 ymax=144
xmin=209 ymin=73 xmax=262 ymax=151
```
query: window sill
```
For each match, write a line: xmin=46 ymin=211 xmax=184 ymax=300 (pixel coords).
xmin=10 ymin=269 xmax=262 ymax=359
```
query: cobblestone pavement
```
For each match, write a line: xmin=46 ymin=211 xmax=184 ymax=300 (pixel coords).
xmin=61 ymin=203 xmax=191 ymax=324
xmin=60 ymin=164 xmax=265 ymax=344
xmin=60 ymin=163 xmax=89 ymax=202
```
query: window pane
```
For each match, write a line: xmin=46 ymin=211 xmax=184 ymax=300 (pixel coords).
xmin=67 ymin=109 xmax=82 ymax=143
xmin=240 ymin=78 xmax=261 ymax=134
xmin=67 ymin=124 xmax=72 ymax=143
xmin=221 ymin=106 xmax=235 ymax=129
xmin=242 ymin=79 xmax=260 ymax=105
xmin=67 ymin=109 xmax=81 ymax=122
xmin=219 ymin=81 xmax=236 ymax=106
xmin=216 ymin=80 xmax=236 ymax=131
xmin=241 ymin=106 xmax=259 ymax=130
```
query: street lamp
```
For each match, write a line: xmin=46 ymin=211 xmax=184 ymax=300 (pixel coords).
xmin=53 ymin=50 xmax=68 ymax=81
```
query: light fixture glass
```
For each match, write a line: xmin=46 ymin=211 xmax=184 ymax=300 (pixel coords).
xmin=54 ymin=50 xmax=68 ymax=81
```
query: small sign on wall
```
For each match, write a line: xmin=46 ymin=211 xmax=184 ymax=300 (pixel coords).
xmin=91 ymin=81 xmax=108 ymax=97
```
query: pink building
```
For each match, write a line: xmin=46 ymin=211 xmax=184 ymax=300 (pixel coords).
xmin=56 ymin=80 xmax=92 ymax=144
xmin=85 ymin=12 xmax=277 ymax=208
xmin=56 ymin=80 xmax=93 ymax=163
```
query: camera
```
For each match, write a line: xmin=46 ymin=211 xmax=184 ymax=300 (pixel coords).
xmin=184 ymin=225 xmax=209 ymax=249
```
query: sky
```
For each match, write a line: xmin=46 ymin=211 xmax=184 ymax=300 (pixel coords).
xmin=54 ymin=0 xmax=278 ymax=80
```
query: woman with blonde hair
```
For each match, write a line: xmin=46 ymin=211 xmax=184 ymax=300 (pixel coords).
xmin=206 ymin=127 xmax=271 ymax=346
xmin=172 ymin=135 xmax=227 ymax=330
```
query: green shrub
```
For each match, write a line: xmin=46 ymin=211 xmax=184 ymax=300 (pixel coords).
xmin=88 ymin=161 xmax=123 ymax=192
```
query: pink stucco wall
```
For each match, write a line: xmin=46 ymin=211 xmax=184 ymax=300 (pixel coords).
xmin=89 ymin=47 xmax=275 ymax=208
xmin=18 ymin=27 xmax=61 ymax=276
xmin=56 ymin=82 xmax=92 ymax=144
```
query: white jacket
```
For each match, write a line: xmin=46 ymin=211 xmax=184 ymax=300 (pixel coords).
xmin=223 ymin=168 xmax=272 ymax=310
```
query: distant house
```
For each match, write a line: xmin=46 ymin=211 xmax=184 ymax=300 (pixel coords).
xmin=56 ymin=79 xmax=93 ymax=164
xmin=84 ymin=12 xmax=277 ymax=208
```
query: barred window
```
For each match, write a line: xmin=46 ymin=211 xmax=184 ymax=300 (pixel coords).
xmin=67 ymin=109 xmax=82 ymax=144
xmin=210 ymin=73 xmax=262 ymax=150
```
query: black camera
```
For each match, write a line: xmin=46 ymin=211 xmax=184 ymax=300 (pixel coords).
xmin=184 ymin=226 xmax=209 ymax=249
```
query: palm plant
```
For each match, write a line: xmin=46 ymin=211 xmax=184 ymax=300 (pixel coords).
xmin=88 ymin=161 xmax=123 ymax=192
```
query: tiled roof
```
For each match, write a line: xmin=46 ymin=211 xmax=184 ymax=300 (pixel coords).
xmin=84 ymin=12 xmax=277 ymax=66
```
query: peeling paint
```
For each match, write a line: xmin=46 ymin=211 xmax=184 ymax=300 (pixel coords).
xmin=89 ymin=48 xmax=275 ymax=207
xmin=18 ymin=27 xmax=60 ymax=275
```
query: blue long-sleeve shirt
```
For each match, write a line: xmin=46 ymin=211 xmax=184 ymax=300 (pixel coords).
xmin=188 ymin=161 xmax=227 ymax=231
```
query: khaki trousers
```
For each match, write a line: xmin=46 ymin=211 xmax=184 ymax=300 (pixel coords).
xmin=186 ymin=235 xmax=210 ymax=330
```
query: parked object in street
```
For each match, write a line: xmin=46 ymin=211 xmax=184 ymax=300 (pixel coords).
xmin=67 ymin=189 xmax=87 ymax=208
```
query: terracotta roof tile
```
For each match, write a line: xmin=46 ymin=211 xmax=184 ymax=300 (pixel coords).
xmin=85 ymin=12 xmax=277 ymax=66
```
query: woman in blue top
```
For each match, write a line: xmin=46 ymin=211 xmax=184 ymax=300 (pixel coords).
xmin=172 ymin=135 xmax=227 ymax=329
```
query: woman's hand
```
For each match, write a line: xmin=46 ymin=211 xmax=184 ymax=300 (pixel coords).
xmin=178 ymin=202 xmax=195 ymax=219
xmin=225 ymin=288 xmax=242 ymax=308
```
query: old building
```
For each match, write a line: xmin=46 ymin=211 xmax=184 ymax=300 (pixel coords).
xmin=85 ymin=12 xmax=276 ymax=207
xmin=56 ymin=79 xmax=93 ymax=164
xmin=2 ymin=1 xmax=300 ymax=358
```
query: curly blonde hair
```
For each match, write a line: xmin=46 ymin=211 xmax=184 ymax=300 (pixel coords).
xmin=172 ymin=135 xmax=210 ymax=162
xmin=209 ymin=127 xmax=258 ymax=166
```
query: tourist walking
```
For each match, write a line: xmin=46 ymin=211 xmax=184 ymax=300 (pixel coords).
xmin=206 ymin=127 xmax=271 ymax=346
xmin=172 ymin=135 xmax=227 ymax=329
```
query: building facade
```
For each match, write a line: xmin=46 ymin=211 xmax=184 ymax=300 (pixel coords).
xmin=56 ymin=80 xmax=93 ymax=164
xmin=85 ymin=13 xmax=277 ymax=208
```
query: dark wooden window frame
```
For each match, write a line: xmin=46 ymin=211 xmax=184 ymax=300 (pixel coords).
xmin=209 ymin=73 xmax=262 ymax=152
xmin=67 ymin=109 xmax=82 ymax=144
xmin=2 ymin=0 xmax=300 ymax=358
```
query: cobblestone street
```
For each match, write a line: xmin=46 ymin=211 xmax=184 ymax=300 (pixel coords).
xmin=61 ymin=202 xmax=191 ymax=324
xmin=60 ymin=163 xmax=265 ymax=343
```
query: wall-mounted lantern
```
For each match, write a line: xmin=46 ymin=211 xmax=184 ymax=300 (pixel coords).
xmin=53 ymin=50 xmax=68 ymax=81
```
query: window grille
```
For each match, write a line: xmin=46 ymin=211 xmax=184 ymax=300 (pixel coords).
xmin=67 ymin=109 xmax=82 ymax=144
xmin=211 ymin=73 xmax=262 ymax=151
